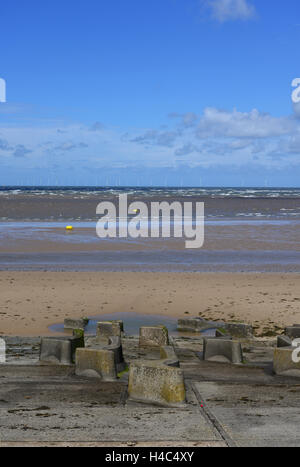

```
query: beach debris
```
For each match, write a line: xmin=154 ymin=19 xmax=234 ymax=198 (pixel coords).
xmin=203 ymin=338 xmax=244 ymax=365
xmin=139 ymin=325 xmax=169 ymax=348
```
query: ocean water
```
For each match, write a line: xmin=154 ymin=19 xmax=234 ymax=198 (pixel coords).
xmin=1 ymin=186 xmax=300 ymax=220
xmin=1 ymin=186 xmax=300 ymax=199
xmin=0 ymin=186 xmax=299 ymax=272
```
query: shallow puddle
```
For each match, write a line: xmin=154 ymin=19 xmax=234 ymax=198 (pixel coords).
xmin=49 ymin=311 xmax=216 ymax=337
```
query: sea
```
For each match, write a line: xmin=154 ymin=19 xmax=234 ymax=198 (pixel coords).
xmin=0 ymin=186 xmax=300 ymax=273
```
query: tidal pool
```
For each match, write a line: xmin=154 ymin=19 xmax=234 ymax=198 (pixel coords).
xmin=49 ymin=311 xmax=216 ymax=337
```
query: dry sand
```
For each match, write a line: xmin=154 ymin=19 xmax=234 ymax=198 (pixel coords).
xmin=0 ymin=271 xmax=299 ymax=337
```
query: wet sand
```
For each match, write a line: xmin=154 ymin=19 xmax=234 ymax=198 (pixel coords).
xmin=0 ymin=271 xmax=299 ymax=337
xmin=1 ymin=221 xmax=300 ymax=253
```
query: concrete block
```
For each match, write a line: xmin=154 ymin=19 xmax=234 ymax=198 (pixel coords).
xmin=215 ymin=329 xmax=232 ymax=339
xmin=160 ymin=346 xmax=180 ymax=368
xmin=203 ymin=338 xmax=243 ymax=364
xmin=96 ymin=321 xmax=124 ymax=341
xmin=64 ymin=318 xmax=89 ymax=330
xmin=40 ymin=336 xmax=84 ymax=365
xmin=277 ymin=335 xmax=292 ymax=348
xmin=273 ymin=347 xmax=300 ymax=377
xmin=224 ymin=323 xmax=253 ymax=338
xmin=178 ymin=317 xmax=225 ymax=333
xmin=285 ymin=326 xmax=300 ymax=339
xmin=72 ymin=328 xmax=85 ymax=347
xmin=102 ymin=336 xmax=126 ymax=373
xmin=139 ymin=326 xmax=169 ymax=348
xmin=75 ymin=348 xmax=117 ymax=380
xmin=128 ymin=360 xmax=185 ymax=407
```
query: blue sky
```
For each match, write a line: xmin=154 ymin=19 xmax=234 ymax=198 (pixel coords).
xmin=0 ymin=0 xmax=300 ymax=186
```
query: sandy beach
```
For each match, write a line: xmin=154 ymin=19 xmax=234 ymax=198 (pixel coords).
xmin=0 ymin=270 xmax=299 ymax=337
xmin=1 ymin=188 xmax=300 ymax=337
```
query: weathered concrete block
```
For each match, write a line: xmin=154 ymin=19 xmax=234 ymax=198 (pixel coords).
xmin=139 ymin=326 xmax=169 ymax=348
xmin=224 ymin=323 xmax=253 ymax=338
xmin=102 ymin=336 xmax=126 ymax=373
xmin=75 ymin=348 xmax=117 ymax=380
xmin=128 ymin=360 xmax=185 ymax=407
xmin=96 ymin=321 xmax=124 ymax=341
xmin=160 ymin=346 xmax=180 ymax=368
xmin=178 ymin=317 xmax=225 ymax=333
xmin=285 ymin=326 xmax=300 ymax=339
xmin=215 ymin=328 xmax=232 ymax=339
xmin=64 ymin=318 xmax=89 ymax=330
xmin=277 ymin=335 xmax=292 ymax=348
xmin=273 ymin=347 xmax=300 ymax=377
xmin=40 ymin=336 xmax=84 ymax=365
xmin=203 ymin=338 xmax=243 ymax=364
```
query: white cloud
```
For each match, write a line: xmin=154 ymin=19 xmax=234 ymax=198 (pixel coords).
xmin=196 ymin=107 xmax=294 ymax=139
xmin=205 ymin=0 xmax=256 ymax=23
xmin=1 ymin=105 xmax=300 ymax=174
xmin=175 ymin=143 xmax=200 ymax=156
xmin=130 ymin=129 xmax=181 ymax=147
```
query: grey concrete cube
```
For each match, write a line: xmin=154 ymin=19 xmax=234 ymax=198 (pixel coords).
xmin=203 ymin=338 xmax=243 ymax=365
xmin=40 ymin=336 xmax=84 ymax=365
xmin=96 ymin=321 xmax=124 ymax=341
xmin=64 ymin=318 xmax=89 ymax=331
xmin=139 ymin=326 xmax=169 ymax=348
xmin=285 ymin=326 xmax=300 ymax=339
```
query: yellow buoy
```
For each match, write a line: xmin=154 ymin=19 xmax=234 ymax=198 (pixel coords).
xmin=66 ymin=226 xmax=73 ymax=231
